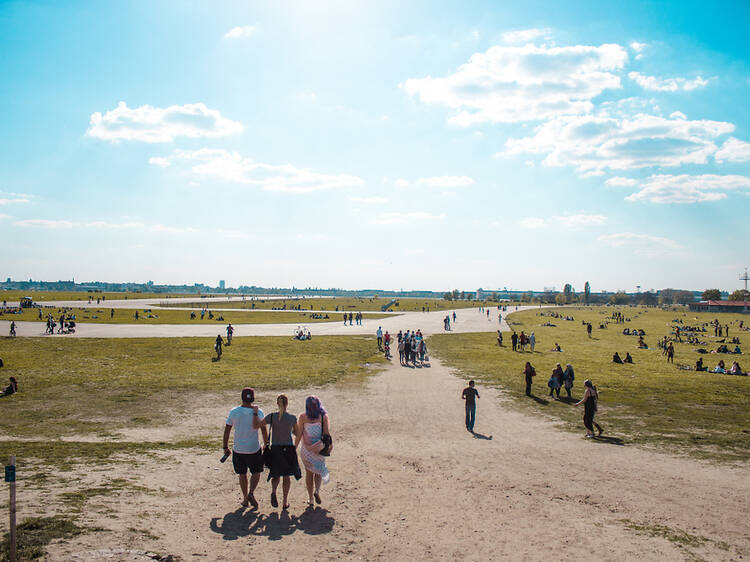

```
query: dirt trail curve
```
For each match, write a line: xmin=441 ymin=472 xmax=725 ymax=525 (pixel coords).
xmin=49 ymin=356 xmax=749 ymax=561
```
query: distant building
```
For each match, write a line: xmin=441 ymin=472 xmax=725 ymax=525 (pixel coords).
xmin=476 ymin=288 xmax=484 ymax=300
xmin=688 ymin=300 xmax=749 ymax=313
xmin=219 ymin=280 xmax=226 ymax=290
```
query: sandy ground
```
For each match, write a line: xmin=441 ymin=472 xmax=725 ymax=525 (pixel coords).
xmin=2 ymin=303 xmax=518 ymax=338
xmin=22 ymin=354 xmax=748 ymax=561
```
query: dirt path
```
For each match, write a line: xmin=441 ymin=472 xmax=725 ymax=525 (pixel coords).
xmin=44 ymin=356 xmax=749 ymax=561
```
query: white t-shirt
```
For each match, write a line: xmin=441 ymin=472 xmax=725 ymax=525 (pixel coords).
xmin=226 ymin=406 xmax=264 ymax=454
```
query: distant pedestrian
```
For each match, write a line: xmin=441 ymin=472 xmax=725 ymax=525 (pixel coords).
xmin=343 ymin=313 xmax=347 ymax=325
xmin=666 ymin=343 xmax=674 ymax=363
xmin=462 ymin=380 xmax=480 ymax=432
xmin=524 ymin=362 xmax=536 ymax=396
xmin=223 ymin=387 xmax=268 ymax=508
xmin=497 ymin=330 xmax=503 ymax=346
xmin=376 ymin=326 xmax=383 ymax=351
xmin=511 ymin=331 xmax=518 ymax=351
xmin=215 ymin=334 xmax=224 ymax=359
xmin=226 ymin=323 xmax=234 ymax=345
xmin=9 ymin=322 xmax=16 ymax=337
xmin=562 ymin=364 xmax=575 ymax=398
xmin=575 ymin=379 xmax=603 ymax=438
xmin=587 ymin=323 xmax=592 ymax=338
xmin=529 ymin=332 xmax=536 ymax=352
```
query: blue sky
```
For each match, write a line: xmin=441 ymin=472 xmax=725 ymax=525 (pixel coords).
xmin=1 ymin=0 xmax=749 ymax=292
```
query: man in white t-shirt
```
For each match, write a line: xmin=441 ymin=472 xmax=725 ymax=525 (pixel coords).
xmin=223 ymin=387 xmax=269 ymax=509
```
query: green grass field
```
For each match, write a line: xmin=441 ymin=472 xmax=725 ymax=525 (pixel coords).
xmin=0 ymin=335 xmax=386 ymax=465
xmin=158 ymin=296 xmax=519 ymax=312
xmin=0 ymin=290 xmax=201 ymax=302
xmin=429 ymin=305 xmax=750 ymax=462
xmin=0 ymin=307 xmax=393 ymax=325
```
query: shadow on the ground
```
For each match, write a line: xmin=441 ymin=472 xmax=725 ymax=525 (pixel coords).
xmin=592 ymin=435 xmax=625 ymax=446
xmin=471 ymin=431 xmax=493 ymax=440
xmin=528 ymin=395 xmax=549 ymax=406
xmin=209 ymin=505 xmax=334 ymax=541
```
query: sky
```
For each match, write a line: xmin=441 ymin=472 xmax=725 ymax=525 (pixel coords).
xmin=1 ymin=0 xmax=749 ymax=292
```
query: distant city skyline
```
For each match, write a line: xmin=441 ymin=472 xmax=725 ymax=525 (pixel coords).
xmin=1 ymin=1 xmax=748 ymax=292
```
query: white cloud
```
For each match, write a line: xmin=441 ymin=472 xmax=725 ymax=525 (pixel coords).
xmin=404 ymin=43 xmax=628 ymax=124
xmin=87 ymin=102 xmax=243 ymax=143
xmin=605 ymin=177 xmax=639 ymax=187
xmin=148 ymin=157 xmax=170 ymax=168
xmin=370 ymin=212 xmax=445 ymax=225
xmin=224 ymin=25 xmax=257 ymax=39
xmin=624 ymin=174 xmax=750 ymax=204
xmin=393 ymin=178 xmax=410 ymax=188
xmin=500 ymin=28 xmax=550 ymax=44
xmin=416 ymin=176 xmax=475 ymax=188
xmin=715 ymin=137 xmax=750 ymax=163
xmin=598 ymin=232 xmax=682 ymax=256
xmin=0 ymin=197 xmax=30 ymax=205
xmin=629 ymin=41 xmax=647 ymax=52
xmin=628 ymin=72 xmax=709 ymax=92
xmin=519 ymin=217 xmax=546 ymax=228
xmin=156 ymin=149 xmax=364 ymax=193
xmin=519 ymin=214 xmax=606 ymax=229
xmin=15 ymin=219 xmax=76 ymax=229
xmin=503 ymin=111 xmax=734 ymax=172
xmin=552 ymin=213 xmax=607 ymax=228
xmin=350 ymin=196 xmax=388 ymax=205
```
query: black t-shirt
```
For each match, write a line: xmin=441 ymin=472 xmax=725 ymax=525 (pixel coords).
xmin=462 ymin=387 xmax=479 ymax=404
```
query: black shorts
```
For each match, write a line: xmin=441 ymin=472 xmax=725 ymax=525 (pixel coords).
xmin=232 ymin=449 xmax=264 ymax=475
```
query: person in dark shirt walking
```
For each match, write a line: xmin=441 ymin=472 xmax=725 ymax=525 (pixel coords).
xmin=461 ymin=380 xmax=480 ymax=432
xmin=511 ymin=331 xmax=518 ymax=351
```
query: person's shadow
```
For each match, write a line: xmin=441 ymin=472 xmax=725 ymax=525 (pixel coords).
xmin=528 ymin=394 xmax=549 ymax=405
xmin=592 ymin=435 xmax=625 ymax=446
xmin=471 ymin=431 xmax=493 ymax=440
xmin=209 ymin=505 xmax=334 ymax=541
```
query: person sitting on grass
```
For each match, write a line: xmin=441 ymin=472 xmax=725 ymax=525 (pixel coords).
xmin=695 ymin=357 xmax=706 ymax=371
xmin=551 ymin=342 xmax=562 ymax=352
xmin=0 ymin=377 xmax=18 ymax=397
xmin=734 ymin=345 xmax=742 ymax=354
xmin=729 ymin=361 xmax=743 ymax=375
xmin=713 ymin=360 xmax=726 ymax=374
xmin=638 ymin=337 xmax=648 ymax=349
xmin=612 ymin=352 xmax=623 ymax=364
xmin=623 ymin=352 xmax=633 ymax=363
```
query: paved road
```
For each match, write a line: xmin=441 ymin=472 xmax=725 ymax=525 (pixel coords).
xmin=2 ymin=301 xmax=530 ymax=338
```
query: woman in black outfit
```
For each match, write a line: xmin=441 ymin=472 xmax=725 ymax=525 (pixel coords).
xmin=262 ymin=394 xmax=302 ymax=510
xmin=523 ymin=362 xmax=536 ymax=396
xmin=575 ymin=379 xmax=603 ymax=438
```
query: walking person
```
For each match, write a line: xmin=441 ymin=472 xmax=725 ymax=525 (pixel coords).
xmin=297 ymin=396 xmax=331 ymax=505
xmin=575 ymin=379 xmax=603 ymax=438
xmin=529 ymin=332 xmax=536 ymax=352
xmin=223 ymin=388 xmax=268 ymax=508
xmin=587 ymin=323 xmax=592 ymax=338
xmin=666 ymin=342 xmax=674 ymax=364
xmin=511 ymin=331 xmax=518 ymax=352
xmin=376 ymin=326 xmax=383 ymax=351
xmin=9 ymin=321 xmax=16 ymax=337
xmin=548 ymin=363 xmax=564 ymax=399
xmin=226 ymin=323 xmax=234 ymax=346
xmin=262 ymin=395 xmax=301 ymax=510
xmin=215 ymin=334 xmax=224 ymax=360
xmin=462 ymin=380 xmax=480 ymax=432
xmin=524 ymin=361 xmax=536 ymax=396
xmin=562 ymin=364 xmax=575 ymax=398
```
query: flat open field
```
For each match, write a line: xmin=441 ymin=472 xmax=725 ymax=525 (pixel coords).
xmin=429 ymin=305 xmax=750 ymax=461
xmin=0 ymin=335 xmax=385 ymax=457
xmin=0 ymin=307 xmax=393 ymax=325
xmin=0 ymin=291 xmax=202 ymax=303
xmin=1 ymin=324 xmax=748 ymax=561
xmin=158 ymin=296 xmax=517 ymax=312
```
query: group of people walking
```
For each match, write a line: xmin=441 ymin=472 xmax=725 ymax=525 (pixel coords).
xmin=223 ymin=389 xmax=332 ymax=510
xmin=396 ymin=329 xmax=427 ymax=366
xmin=510 ymin=331 xmax=535 ymax=352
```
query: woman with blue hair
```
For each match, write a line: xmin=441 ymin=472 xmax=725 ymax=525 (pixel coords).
xmin=296 ymin=395 xmax=331 ymax=505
